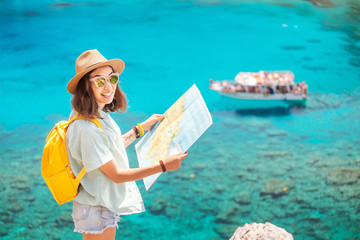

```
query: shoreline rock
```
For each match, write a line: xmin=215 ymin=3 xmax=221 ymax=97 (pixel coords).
xmin=229 ymin=222 xmax=293 ymax=240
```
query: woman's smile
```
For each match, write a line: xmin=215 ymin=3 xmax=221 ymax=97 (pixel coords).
xmin=101 ymin=91 xmax=113 ymax=98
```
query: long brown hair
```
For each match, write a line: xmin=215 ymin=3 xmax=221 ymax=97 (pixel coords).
xmin=71 ymin=68 xmax=127 ymax=119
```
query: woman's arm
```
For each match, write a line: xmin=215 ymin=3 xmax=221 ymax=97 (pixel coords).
xmin=122 ymin=128 xmax=138 ymax=148
xmin=122 ymin=114 xmax=165 ymax=148
xmin=99 ymin=152 xmax=188 ymax=183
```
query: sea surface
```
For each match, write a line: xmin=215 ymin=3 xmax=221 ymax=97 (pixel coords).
xmin=0 ymin=0 xmax=359 ymax=239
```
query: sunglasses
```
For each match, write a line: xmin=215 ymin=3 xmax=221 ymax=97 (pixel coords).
xmin=89 ymin=72 xmax=120 ymax=88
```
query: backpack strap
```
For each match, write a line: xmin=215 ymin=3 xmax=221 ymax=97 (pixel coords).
xmin=75 ymin=167 xmax=87 ymax=182
xmin=68 ymin=113 xmax=104 ymax=182
xmin=68 ymin=114 xmax=103 ymax=130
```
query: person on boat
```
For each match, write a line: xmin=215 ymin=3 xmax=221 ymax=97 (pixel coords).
xmin=234 ymin=83 xmax=245 ymax=92
xmin=280 ymin=85 xmax=288 ymax=94
xmin=222 ymin=80 xmax=236 ymax=92
xmin=292 ymin=83 xmax=302 ymax=94
xmin=301 ymin=81 xmax=308 ymax=97
xmin=65 ymin=49 xmax=188 ymax=239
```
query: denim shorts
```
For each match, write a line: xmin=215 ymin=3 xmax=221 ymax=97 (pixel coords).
xmin=72 ymin=201 xmax=120 ymax=234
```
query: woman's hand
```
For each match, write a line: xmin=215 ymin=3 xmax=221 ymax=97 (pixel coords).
xmin=162 ymin=152 xmax=188 ymax=172
xmin=141 ymin=114 xmax=165 ymax=132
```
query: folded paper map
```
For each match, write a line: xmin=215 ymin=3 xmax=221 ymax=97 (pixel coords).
xmin=135 ymin=84 xmax=213 ymax=190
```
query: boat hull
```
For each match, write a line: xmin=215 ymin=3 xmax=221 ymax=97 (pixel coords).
xmin=212 ymin=90 xmax=307 ymax=107
xmin=217 ymin=91 xmax=305 ymax=101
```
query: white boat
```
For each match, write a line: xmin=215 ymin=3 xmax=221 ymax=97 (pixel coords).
xmin=209 ymin=71 xmax=307 ymax=104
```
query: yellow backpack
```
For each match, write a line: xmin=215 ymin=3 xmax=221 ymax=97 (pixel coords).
xmin=41 ymin=115 xmax=103 ymax=205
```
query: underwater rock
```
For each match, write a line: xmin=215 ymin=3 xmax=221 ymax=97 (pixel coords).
xmin=304 ymin=0 xmax=335 ymax=8
xmin=214 ymin=183 xmax=226 ymax=194
xmin=271 ymin=206 xmax=286 ymax=218
xmin=0 ymin=230 xmax=7 ymax=237
xmin=261 ymin=151 xmax=293 ymax=159
xmin=0 ymin=181 xmax=5 ymax=192
xmin=302 ymin=65 xmax=327 ymax=71
xmin=148 ymin=193 xmax=176 ymax=216
xmin=229 ymin=222 xmax=293 ymax=240
xmin=266 ymin=129 xmax=287 ymax=137
xmin=148 ymin=201 xmax=165 ymax=214
xmin=24 ymin=195 xmax=36 ymax=202
xmin=349 ymin=211 xmax=360 ymax=222
xmin=272 ymin=167 xmax=288 ymax=177
xmin=216 ymin=202 xmax=251 ymax=225
xmin=173 ymin=170 xmax=192 ymax=180
xmin=246 ymin=165 xmax=256 ymax=173
xmin=291 ymin=193 xmax=311 ymax=204
xmin=260 ymin=179 xmax=294 ymax=197
xmin=315 ymin=156 xmax=342 ymax=168
xmin=349 ymin=58 xmax=360 ymax=67
xmin=307 ymin=157 xmax=320 ymax=165
xmin=0 ymin=213 xmax=14 ymax=223
xmin=57 ymin=213 xmax=73 ymax=225
xmin=235 ymin=171 xmax=246 ymax=179
xmin=8 ymin=202 xmax=24 ymax=213
xmin=214 ymin=223 xmax=238 ymax=239
xmin=234 ymin=191 xmax=252 ymax=205
xmin=43 ymin=227 xmax=64 ymax=240
xmin=281 ymin=45 xmax=305 ymax=50
xmin=34 ymin=212 xmax=48 ymax=222
xmin=284 ymin=204 xmax=301 ymax=218
xmin=10 ymin=175 xmax=31 ymax=190
xmin=7 ymin=193 xmax=19 ymax=202
xmin=165 ymin=204 xmax=181 ymax=218
xmin=192 ymin=162 xmax=207 ymax=170
xmin=326 ymin=168 xmax=360 ymax=185
xmin=28 ymin=218 xmax=47 ymax=229
xmin=326 ymin=184 xmax=360 ymax=201
xmin=308 ymin=214 xmax=321 ymax=222
xmin=215 ymin=205 xmax=238 ymax=224
xmin=26 ymin=12 xmax=38 ymax=16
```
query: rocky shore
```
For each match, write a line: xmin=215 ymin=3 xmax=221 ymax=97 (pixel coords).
xmin=230 ymin=222 xmax=293 ymax=240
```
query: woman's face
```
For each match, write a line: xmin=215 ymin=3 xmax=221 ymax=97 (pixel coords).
xmin=89 ymin=66 xmax=117 ymax=110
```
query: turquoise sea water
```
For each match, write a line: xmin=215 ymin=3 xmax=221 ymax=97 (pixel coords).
xmin=1 ymin=0 xmax=359 ymax=239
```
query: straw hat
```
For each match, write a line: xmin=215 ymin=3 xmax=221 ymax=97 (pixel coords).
xmin=67 ymin=49 xmax=125 ymax=94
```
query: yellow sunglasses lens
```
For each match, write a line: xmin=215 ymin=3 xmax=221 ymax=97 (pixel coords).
xmin=109 ymin=75 xmax=119 ymax=84
xmin=95 ymin=78 xmax=106 ymax=87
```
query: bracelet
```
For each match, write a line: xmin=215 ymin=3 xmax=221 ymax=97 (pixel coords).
xmin=137 ymin=123 xmax=144 ymax=136
xmin=133 ymin=126 xmax=140 ymax=139
xmin=159 ymin=160 xmax=167 ymax=172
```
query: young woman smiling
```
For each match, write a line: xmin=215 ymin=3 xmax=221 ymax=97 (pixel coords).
xmin=65 ymin=49 xmax=187 ymax=240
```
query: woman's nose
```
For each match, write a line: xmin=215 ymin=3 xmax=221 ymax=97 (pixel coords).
xmin=103 ymin=79 xmax=112 ymax=89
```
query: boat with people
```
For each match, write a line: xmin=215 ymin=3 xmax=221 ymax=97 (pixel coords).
xmin=209 ymin=70 xmax=307 ymax=105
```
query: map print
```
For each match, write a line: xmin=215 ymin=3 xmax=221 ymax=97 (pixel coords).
xmin=135 ymin=84 xmax=212 ymax=190
xmin=145 ymin=96 xmax=185 ymax=166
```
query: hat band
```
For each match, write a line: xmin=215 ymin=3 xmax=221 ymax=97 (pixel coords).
xmin=85 ymin=62 xmax=104 ymax=69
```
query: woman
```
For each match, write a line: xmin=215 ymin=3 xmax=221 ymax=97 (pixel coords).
xmin=65 ymin=49 xmax=187 ymax=239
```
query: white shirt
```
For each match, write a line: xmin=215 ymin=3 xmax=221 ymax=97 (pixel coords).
xmin=66 ymin=110 xmax=145 ymax=215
